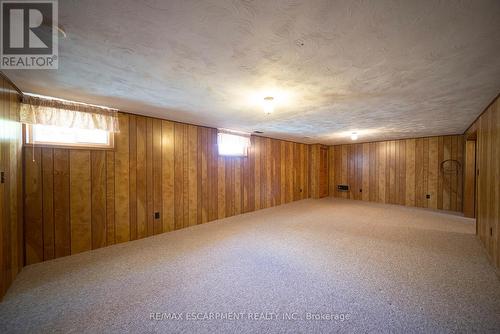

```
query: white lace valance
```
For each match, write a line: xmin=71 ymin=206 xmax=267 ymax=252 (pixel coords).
xmin=20 ymin=94 xmax=120 ymax=132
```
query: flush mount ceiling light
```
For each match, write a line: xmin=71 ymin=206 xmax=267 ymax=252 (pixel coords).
xmin=351 ymin=132 xmax=358 ymax=140
xmin=263 ymin=96 xmax=274 ymax=114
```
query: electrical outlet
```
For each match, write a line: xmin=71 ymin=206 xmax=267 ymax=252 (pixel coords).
xmin=359 ymin=189 xmax=362 ymax=193
xmin=299 ymin=188 xmax=303 ymax=193
xmin=426 ymin=194 xmax=430 ymax=199
xmin=154 ymin=212 xmax=160 ymax=219
xmin=0 ymin=171 xmax=4 ymax=184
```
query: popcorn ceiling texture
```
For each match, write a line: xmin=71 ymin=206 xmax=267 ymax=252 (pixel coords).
xmin=6 ymin=0 xmax=500 ymax=144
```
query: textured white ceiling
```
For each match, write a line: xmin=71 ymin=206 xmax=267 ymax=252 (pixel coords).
xmin=5 ymin=0 xmax=500 ymax=144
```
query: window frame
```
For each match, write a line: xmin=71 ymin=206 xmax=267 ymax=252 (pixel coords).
xmin=23 ymin=124 xmax=115 ymax=150
xmin=217 ymin=131 xmax=251 ymax=157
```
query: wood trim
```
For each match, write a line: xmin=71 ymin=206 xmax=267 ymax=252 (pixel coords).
xmin=23 ymin=124 xmax=115 ymax=150
xmin=468 ymin=95 xmax=500 ymax=269
xmin=0 ymin=74 xmax=23 ymax=300
xmin=463 ymin=140 xmax=476 ymax=218
xmin=0 ymin=70 xmax=23 ymax=96
xmin=328 ymin=134 xmax=463 ymax=147
xmin=463 ymin=91 xmax=500 ymax=135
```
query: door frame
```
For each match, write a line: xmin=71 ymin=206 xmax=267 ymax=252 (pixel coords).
xmin=463 ymin=132 xmax=477 ymax=223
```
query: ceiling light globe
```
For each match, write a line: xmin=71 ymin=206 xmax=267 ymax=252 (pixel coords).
xmin=263 ymin=96 xmax=274 ymax=114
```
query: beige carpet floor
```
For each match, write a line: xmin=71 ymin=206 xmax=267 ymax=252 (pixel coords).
xmin=1 ymin=198 xmax=499 ymax=333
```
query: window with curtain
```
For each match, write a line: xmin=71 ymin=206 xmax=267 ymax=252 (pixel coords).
xmin=21 ymin=94 xmax=119 ymax=148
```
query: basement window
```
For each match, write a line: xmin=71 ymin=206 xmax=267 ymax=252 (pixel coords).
xmin=217 ymin=130 xmax=250 ymax=157
xmin=25 ymin=124 xmax=114 ymax=149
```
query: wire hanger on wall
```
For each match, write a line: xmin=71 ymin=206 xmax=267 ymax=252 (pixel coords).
xmin=440 ymin=159 xmax=461 ymax=175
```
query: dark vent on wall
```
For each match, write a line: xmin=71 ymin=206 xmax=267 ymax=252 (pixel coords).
xmin=337 ymin=185 xmax=349 ymax=192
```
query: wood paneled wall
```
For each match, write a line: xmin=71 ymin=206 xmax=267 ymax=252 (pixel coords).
xmin=23 ymin=113 xmax=311 ymax=264
xmin=463 ymin=140 xmax=476 ymax=218
xmin=466 ymin=95 xmax=500 ymax=269
xmin=328 ymin=135 xmax=464 ymax=212
xmin=310 ymin=145 xmax=328 ymax=198
xmin=0 ymin=74 xmax=23 ymax=300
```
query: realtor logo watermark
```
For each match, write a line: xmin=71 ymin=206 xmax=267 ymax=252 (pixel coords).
xmin=1 ymin=0 xmax=58 ymax=69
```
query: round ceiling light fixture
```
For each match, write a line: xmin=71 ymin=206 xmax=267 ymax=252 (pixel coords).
xmin=263 ymin=96 xmax=274 ymax=114
xmin=351 ymin=132 xmax=358 ymax=140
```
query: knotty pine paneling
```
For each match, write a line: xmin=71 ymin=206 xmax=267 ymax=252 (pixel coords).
xmin=0 ymin=74 xmax=23 ymax=300
xmin=23 ymin=113 xmax=312 ymax=264
xmin=466 ymin=95 xmax=500 ymax=269
xmin=328 ymin=135 xmax=463 ymax=212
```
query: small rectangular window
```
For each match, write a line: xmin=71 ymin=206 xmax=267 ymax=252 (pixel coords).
xmin=25 ymin=124 xmax=114 ymax=149
xmin=217 ymin=131 xmax=250 ymax=157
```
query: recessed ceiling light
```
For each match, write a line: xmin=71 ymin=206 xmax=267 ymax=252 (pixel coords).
xmin=263 ymin=96 xmax=274 ymax=114
xmin=351 ymin=132 xmax=358 ymax=140
xmin=253 ymin=130 xmax=264 ymax=134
